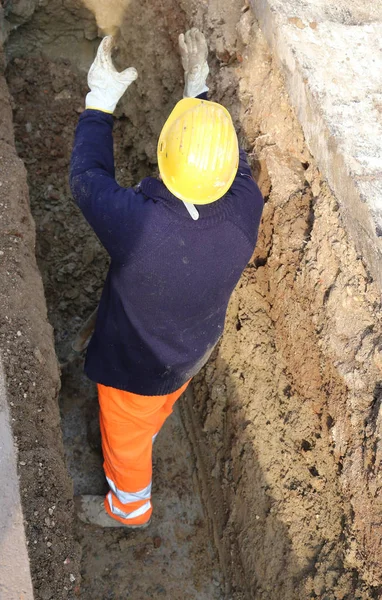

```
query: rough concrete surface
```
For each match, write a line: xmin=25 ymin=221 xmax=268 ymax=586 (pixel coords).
xmin=249 ymin=0 xmax=382 ymax=287
xmin=2 ymin=0 xmax=382 ymax=598
xmin=0 ymin=360 xmax=34 ymax=600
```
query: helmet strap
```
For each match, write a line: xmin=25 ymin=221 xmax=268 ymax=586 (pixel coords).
xmin=183 ymin=202 xmax=200 ymax=221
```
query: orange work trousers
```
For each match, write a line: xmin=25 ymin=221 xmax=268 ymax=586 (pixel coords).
xmin=98 ymin=380 xmax=190 ymax=526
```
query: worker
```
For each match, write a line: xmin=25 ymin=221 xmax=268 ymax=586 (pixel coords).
xmin=70 ymin=29 xmax=264 ymax=528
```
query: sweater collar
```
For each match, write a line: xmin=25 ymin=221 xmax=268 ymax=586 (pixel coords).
xmin=138 ymin=177 xmax=232 ymax=220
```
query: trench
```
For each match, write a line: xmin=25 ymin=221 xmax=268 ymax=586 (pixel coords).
xmin=4 ymin=0 xmax=382 ymax=599
xmin=6 ymin=7 xmax=226 ymax=600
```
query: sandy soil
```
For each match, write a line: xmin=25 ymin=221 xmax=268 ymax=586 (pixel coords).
xmin=3 ymin=0 xmax=382 ymax=598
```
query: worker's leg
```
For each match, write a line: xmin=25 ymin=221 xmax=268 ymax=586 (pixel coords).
xmin=98 ymin=381 xmax=190 ymax=526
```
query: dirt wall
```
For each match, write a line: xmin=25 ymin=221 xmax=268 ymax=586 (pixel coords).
xmin=0 ymin=40 xmax=81 ymax=600
xmin=180 ymin=9 xmax=382 ymax=599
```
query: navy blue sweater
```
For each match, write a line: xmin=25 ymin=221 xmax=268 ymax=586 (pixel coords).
xmin=70 ymin=108 xmax=263 ymax=395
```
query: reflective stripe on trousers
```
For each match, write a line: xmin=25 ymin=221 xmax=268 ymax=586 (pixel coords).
xmin=107 ymin=491 xmax=152 ymax=521
xmin=107 ymin=477 xmax=152 ymax=504
xmin=98 ymin=380 xmax=190 ymax=526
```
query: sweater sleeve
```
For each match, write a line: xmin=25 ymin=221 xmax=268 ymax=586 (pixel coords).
xmin=70 ymin=109 xmax=138 ymax=262
xmin=235 ymin=148 xmax=255 ymax=182
xmin=228 ymin=149 xmax=264 ymax=245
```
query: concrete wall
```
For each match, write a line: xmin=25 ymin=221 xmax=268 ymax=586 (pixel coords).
xmin=0 ymin=359 xmax=33 ymax=599
xmin=249 ymin=0 xmax=382 ymax=287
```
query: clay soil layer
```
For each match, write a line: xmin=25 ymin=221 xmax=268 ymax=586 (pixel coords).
xmin=2 ymin=0 xmax=382 ymax=598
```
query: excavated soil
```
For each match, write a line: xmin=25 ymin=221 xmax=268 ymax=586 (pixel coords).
xmin=3 ymin=0 xmax=382 ymax=598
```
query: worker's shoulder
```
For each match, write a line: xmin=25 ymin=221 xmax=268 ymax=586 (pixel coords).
xmin=231 ymin=150 xmax=263 ymax=197
xmin=229 ymin=171 xmax=264 ymax=214
xmin=226 ymin=169 xmax=264 ymax=245
xmin=121 ymin=181 xmax=154 ymax=204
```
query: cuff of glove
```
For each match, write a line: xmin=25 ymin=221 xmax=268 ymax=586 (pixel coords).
xmin=85 ymin=91 xmax=116 ymax=114
xmin=183 ymin=83 xmax=209 ymax=99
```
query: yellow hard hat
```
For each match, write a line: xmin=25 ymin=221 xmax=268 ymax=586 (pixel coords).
xmin=157 ymin=98 xmax=239 ymax=205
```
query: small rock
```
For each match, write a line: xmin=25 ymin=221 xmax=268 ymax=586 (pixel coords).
xmin=288 ymin=17 xmax=306 ymax=29
xmin=34 ymin=348 xmax=44 ymax=364
xmin=373 ymin=348 xmax=382 ymax=372
xmin=153 ymin=536 xmax=162 ymax=548
xmin=84 ymin=20 xmax=98 ymax=41
xmin=55 ymin=89 xmax=72 ymax=101
xmin=237 ymin=10 xmax=252 ymax=46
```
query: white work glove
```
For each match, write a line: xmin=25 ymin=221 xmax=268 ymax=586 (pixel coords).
xmin=86 ymin=36 xmax=138 ymax=114
xmin=179 ymin=28 xmax=209 ymax=98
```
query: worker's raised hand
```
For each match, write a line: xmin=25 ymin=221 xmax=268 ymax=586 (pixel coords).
xmin=179 ymin=28 xmax=209 ymax=98
xmin=86 ymin=36 xmax=138 ymax=114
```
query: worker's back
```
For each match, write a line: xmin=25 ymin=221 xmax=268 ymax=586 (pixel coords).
xmin=70 ymin=111 xmax=264 ymax=395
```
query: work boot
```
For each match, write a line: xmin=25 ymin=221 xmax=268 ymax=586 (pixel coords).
xmin=75 ymin=495 xmax=151 ymax=529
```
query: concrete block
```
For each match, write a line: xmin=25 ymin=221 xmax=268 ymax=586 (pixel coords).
xmin=249 ymin=0 xmax=382 ymax=285
xmin=0 ymin=360 xmax=34 ymax=600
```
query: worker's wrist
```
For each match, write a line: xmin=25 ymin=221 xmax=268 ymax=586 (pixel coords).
xmin=183 ymin=62 xmax=209 ymax=98
xmin=183 ymin=83 xmax=209 ymax=99
xmin=85 ymin=91 xmax=117 ymax=114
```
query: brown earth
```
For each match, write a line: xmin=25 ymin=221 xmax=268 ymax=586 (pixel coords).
xmin=0 ymin=47 xmax=81 ymax=600
xmin=2 ymin=0 xmax=382 ymax=598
